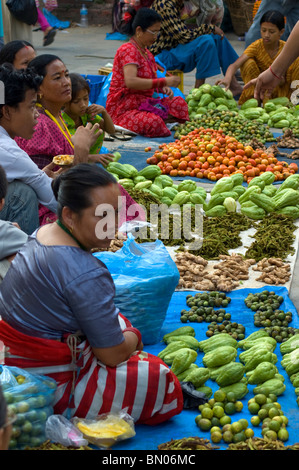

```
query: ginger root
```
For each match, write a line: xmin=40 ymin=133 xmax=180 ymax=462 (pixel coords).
xmin=254 ymin=257 xmax=291 ymax=285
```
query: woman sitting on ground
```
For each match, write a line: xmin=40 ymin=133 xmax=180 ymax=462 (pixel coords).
xmin=0 ymin=164 xmax=183 ymax=425
xmin=216 ymin=10 xmax=299 ymax=105
xmin=16 ymin=54 xmax=141 ymax=226
xmin=0 ymin=40 xmax=36 ymax=70
xmin=16 ymin=54 xmax=110 ymax=170
xmin=106 ymin=7 xmax=189 ymax=138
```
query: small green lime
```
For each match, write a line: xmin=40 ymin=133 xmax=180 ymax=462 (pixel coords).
xmin=224 ymin=402 xmax=236 ymax=415
xmin=234 ymin=401 xmax=243 ymax=412
xmin=213 ymin=405 xmax=225 ymax=419
xmin=231 ymin=421 xmax=242 ymax=434
xmin=254 ymin=394 xmax=267 ymax=406
xmin=210 ymin=431 xmax=222 ymax=443
xmin=226 ymin=391 xmax=236 ymax=402
xmin=258 ymin=408 xmax=268 ymax=420
xmin=265 ymin=430 xmax=277 ymax=440
xmin=213 ymin=390 xmax=226 ymax=402
xmin=222 ymin=430 xmax=233 ymax=443
xmin=198 ymin=418 xmax=212 ymax=431
xmin=251 ymin=415 xmax=261 ymax=427
xmin=244 ymin=428 xmax=254 ymax=438
xmin=210 ymin=426 xmax=222 ymax=434
xmin=232 ymin=430 xmax=246 ymax=443
xmin=277 ymin=428 xmax=289 ymax=442
xmin=219 ymin=414 xmax=231 ymax=426
xmin=238 ymin=418 xmax=248 ymax=430
xmin=268 ymin=407 xmax=280 ymax=419
xmin=269 ymin=420 xmax=281 ymax=433
xmin=248 ymin=402 xmax=260 ymax=414
xmin=201 ymin=407 xmax=214 ymax=420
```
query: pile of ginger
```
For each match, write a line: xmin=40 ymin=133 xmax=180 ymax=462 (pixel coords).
xmin=176 ymin=252 xmax=291 ymax=291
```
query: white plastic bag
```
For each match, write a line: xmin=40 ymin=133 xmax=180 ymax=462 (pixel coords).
xmin=45 ymin=415 xmax=89 ymax=448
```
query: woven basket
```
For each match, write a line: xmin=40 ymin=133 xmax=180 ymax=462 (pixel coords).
xmin=226 ymin=0 xmax=255 ymax=36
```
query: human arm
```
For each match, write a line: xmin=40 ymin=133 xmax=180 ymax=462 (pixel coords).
xmin=123 ymin=63 xmax=180 ymax=90
xmin=86 ymin=104 xmax=116 ymax=135
xmin=0 ymin=138 xmax=57 ymax=212
xmin=87 ymin=153 xmax=115 ymax=167
xmin=65 ymin=264 xmax=143 ymax=367
xmin=216 ymin=53 xmax=249 ymax=89
xmin=72 ymin=122 xmax=103 ymax=164
xmin=92 ymin=329 xmax=143 ymax=367
xmin=0 ymin=221 xmax=28 ymax=261
xmin=244 ymin=21 xmax=299 ymax=101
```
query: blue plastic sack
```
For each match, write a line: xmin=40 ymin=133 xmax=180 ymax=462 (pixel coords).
xmin=155 ymin=58 xmax=185 ymax=99
xmin=94 ymin=234 xmax=180 ymax=345
xmin=96 ymin=73 xmax=112 ymax=107
xmin=80 ymin=74 xmax=107 ymax=104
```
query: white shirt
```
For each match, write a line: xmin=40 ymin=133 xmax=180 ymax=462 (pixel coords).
xmin=0 ymin=126 xmax=57 ymax=213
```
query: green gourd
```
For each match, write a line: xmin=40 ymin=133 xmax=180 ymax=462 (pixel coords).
xmin=166 ymin=335 xmax=200 ymax=351
xmin=170 ymin=348 xmax=198 ymax=376
xmin=247 ymin=362 xmax=278 ymax=385
xmin=198 ymin=333 xmax=238 ymax=353
xmin=253 ymin=378 xmax=286 ymax=396
xmin=215 ymin=362 xmax=245 ymax=387
xmin=183 ymin=367 xmax=210 ymax=387
xmin=219 ymin=382 xmax=249 ymax=400
xmin=203 ymin=346 xmax=237 ymax=369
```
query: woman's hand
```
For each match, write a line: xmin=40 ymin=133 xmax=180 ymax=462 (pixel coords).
xmin=87 ymin=103 xmax=105 ymax=119
xmin=73 ymin=122 xmax=103 ymax=164
xmin=88 ymin=153 xmax=115 ymax=167
xmin=214 ymin=26 xmax=225 ymax=38
xmin=42 ymin=162 xmax=65 ymax=178
xmin=243 ymin=68 xmax=281 ymax=102
xmin=166 ymin=75 xmax=181 ymax=88
xmin=215 ymin=77 xmax=231 ymax=90
xmin=161 ymin=86 xmax=174 ymax=98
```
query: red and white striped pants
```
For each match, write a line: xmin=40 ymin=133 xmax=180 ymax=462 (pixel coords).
xmin=0 ymin=317 xmax=183 ymax=425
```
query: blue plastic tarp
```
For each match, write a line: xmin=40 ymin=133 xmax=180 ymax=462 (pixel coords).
xmin=112 ymin=286 xmax=299 ymax=450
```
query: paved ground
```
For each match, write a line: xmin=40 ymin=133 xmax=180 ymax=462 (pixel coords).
xmin=30 ymin=24 xmax=299 ymax=313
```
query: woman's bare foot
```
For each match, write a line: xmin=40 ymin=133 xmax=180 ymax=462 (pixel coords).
xmin=229 ymin=76 xmax=243 ymax=96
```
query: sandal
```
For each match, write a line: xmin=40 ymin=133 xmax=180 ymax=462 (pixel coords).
xmin=111 ymin=132 xmax=133 ymax=141
xmin=43 ymin=29 xmax=56 ymax=47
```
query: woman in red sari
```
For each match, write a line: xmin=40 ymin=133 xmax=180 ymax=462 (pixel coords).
xmin=106 ymin=7 xmax=189 ymax=138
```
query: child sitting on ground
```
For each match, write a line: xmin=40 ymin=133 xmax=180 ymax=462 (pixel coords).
xmin=62 ymin=73 xmax=116 ymax=167
xmin=216 ymin=10 xmax=299 ymax=105
xmin=0 ymin=165 xmax=28 ymax=283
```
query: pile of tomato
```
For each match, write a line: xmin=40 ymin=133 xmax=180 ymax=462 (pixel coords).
xmin=146 ymin=128 xmax=298 ymax=183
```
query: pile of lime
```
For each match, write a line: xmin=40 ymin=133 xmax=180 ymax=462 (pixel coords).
xmin=195 ymin=389 xmax=252 ymax=443
xmin=247 ymin=393 xmax=289 ymax=441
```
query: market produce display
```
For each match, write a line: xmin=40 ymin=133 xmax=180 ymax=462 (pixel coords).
xmin=144 ymin=128 xmax=298 ymax=182
xmin=184 ymin=83 xmax=299 ymax=132
xmin=151 ymin=288 xmax=299 ymax=450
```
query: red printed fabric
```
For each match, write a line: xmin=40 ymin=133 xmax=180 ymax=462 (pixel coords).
xmin=0 ymin=319 xmax=183 ymax=425
xmin=15 ymin=112 xmax=74 ymax=169
xmin=106 ymin=42 xmax=189 ymax=137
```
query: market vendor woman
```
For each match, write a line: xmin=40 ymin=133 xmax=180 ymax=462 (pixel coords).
xmin=106 ymin=7 xmax=189 ymax=138
xmin=0 ymin=164 xmax=183 ymax=424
